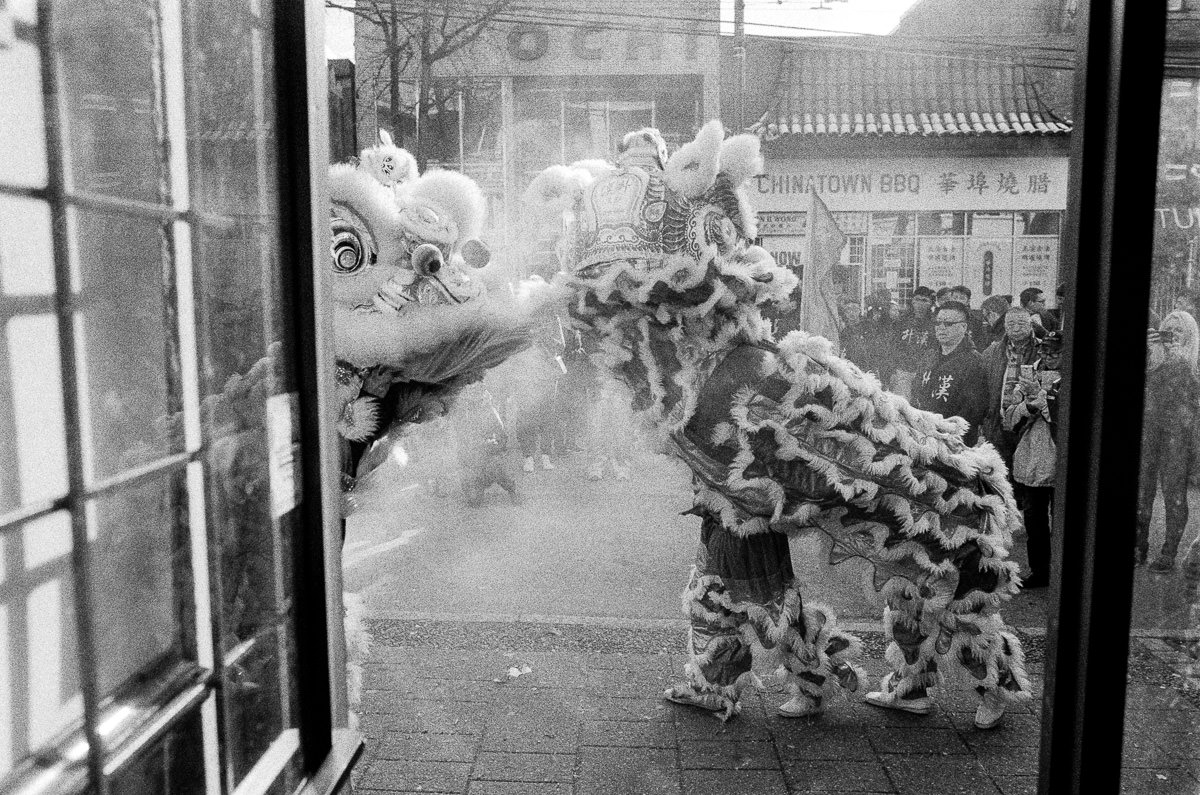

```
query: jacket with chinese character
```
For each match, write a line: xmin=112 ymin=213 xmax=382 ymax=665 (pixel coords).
xmin=894 ymin=311 xmax=936 ymax=374
xmin=917 ymin=339 xmax=990 ymax=446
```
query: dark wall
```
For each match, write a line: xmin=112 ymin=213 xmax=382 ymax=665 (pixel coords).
xmin=328 ymin=59 xmax=357 ymax=163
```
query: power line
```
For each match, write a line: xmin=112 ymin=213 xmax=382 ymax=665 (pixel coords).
xmin=444 ymin=0 xmax=1080 ymax=57
xmin=422 ymin=6 xmax=1077 ymax=70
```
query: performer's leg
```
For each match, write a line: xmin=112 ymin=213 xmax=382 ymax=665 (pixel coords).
xmin=667 ymin=514 xmax=863 ymax=720
xmin=1152 ymin=430 xmax=1192 ymax=570
xmin=1135 ymin=441 xmax=1160 ymax=565
xmin=1022 ymin=486 xmax=1053 ymax=585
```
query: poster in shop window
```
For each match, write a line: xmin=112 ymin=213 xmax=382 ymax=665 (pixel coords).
xmin=962 ymin=238 xmax=1014 ymax=301
xmin=1013 ymin=237 xmax=1059 ymax=297
xmin=762 ymin=236 xmax=807 ymax=277
xmin=916 ymin=238 xmax=963 ymax=292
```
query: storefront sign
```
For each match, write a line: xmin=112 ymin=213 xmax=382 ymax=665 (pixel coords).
xmin=758 ymin=211 xmax=806 ymax=236
xmin=962 ymin=239 xmax=1014 ymax=301
xmin=1013 ymin=237 xmax=1059 ymax=295
xmin=917 ymin=238 xmax=962 ymax=291
xmin=751 ymin=157 xmax=1068 ymax=212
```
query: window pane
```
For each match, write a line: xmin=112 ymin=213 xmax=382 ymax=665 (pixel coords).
xmin=0 ymin=195 xmax=54 ymax=297
xmin=0 ymin=1 xmax=47 ymax=189
xmin=1125 ymin=68 xmax=1200 ymax=790
xmin=72 ymin=209 xmax=181 ymax=482
xmin=56 ymin=0 xmax=168 ymax=204
xmin=0 ymin=512 xmax=82 ymax=780
xmin=87 ymin=471 xmax=189 ymax=697
xmin=2 ymin=313 xmax=68 ymax=513
xmin=107 ymin=707 xmax=207 ymax=795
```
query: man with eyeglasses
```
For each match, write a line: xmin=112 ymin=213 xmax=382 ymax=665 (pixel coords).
xmin=915 ymin=300 xmax=989 ymax=446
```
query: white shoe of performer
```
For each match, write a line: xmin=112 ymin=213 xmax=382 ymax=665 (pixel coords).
xmin=777 ymin=693 xmax=824 ymax=718
xmin=974 ymin=689 xmax=1007 ymax=730
xmin=864 ymin=672 xmax=933 ymax=716
xmin=522 ymin=456 xmax=535 ymax=473
xmin=540 ymin=453 xmax=555 ymax=470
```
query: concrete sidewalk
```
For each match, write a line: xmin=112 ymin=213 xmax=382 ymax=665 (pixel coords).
xmin=349 ymin=618 xmax=1200 ymax=795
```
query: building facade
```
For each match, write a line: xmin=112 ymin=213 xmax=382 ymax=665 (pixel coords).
xmin=744 ymin=41 xmax=1072 ymax=308
xmin=352 ymin=1 xmax=721 ymax=268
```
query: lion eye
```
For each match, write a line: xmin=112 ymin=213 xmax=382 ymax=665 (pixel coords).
xmin=331 ymin=223 xmax=367 ymax=274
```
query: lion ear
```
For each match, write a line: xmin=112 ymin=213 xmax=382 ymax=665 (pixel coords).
xmin=379 ymin=129 xmax=394 ymax=147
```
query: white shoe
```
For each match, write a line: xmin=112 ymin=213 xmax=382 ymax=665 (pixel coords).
xmin=587 ymin=456 xmax=606 ymax=481
xmin=974 ymin=689 xmax=1006 ymax=730
xmin=522 ymin=457 xmax=535 ymax=473
xmin=778 ymin=694 xmax=823 ymax=718
xmin=540 ymin=454 xmax=555 ymax=470
xmin=864 ymin=673 xmax=933 ymax=716
xmin=612 ymin=460 xmax=630 ymax=481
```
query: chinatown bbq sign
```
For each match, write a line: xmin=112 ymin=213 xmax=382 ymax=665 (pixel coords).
xmin=751 ymin=158 xmax=1068 ymax=213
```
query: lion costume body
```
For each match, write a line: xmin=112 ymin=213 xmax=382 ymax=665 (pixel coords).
xmin=525 ymin=121 xmax=1030 ymax=724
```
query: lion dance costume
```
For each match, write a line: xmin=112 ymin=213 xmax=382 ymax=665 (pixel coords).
xmin=525 ymin=122 xmax=1030 ymax=727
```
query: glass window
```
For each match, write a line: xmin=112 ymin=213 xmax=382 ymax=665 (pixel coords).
xmin=0 ymin=0 xmax=329 ymax=791
xmin=1124 ymin=66 xmax=1200 ymax=792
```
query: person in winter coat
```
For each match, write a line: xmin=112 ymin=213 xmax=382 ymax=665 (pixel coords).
xmin=844 ymin=290 xmax=899 ymax=385
xmin=978 ymin=294 xmax=1012 ymax=351
xmin=981 ymin=306 xmax=1043 ymax=468
xmin=915 ymin=301 xmax=990 ymax=446
xmin=454 ymin=386 xmax=521 ymax=507
xmin=892 ymin=286 xmax=937 ymax=400
xmin=1137 ymin=310 xmax=1200 ymax=571
xmin=1002 ymin=331 xmax=1063 ymax=588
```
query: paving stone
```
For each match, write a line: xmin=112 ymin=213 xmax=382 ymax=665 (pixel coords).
xmin=471 ymin=751 xmax=575 ymax=782
xmin=586 ymin=667 xmax=677 ymax=697
xmin=468 ymin=783 xmax=573 ymax=795
xmin=867 ymin=726 xmax=971 ymax=755
xmin=1120 ymin=767 xmax=1200 ymax=794
xmin=672 ymin=709 xmax=772 ymax=742
xmin=968 ymin=743 xmax=1039 ymax=772
xmin=363 ymin=678 xmax=500 ymax=702
xmin=679 ymin=768 xmax=788 ymax=795
xmin=991 ymin=776 xmax=1037 ymax=795
xmin=581 ymin=718 xmax=678 ymax=748
xmin=374 ymin=731 xmax=478 ymax=762
xmin=678 ymin=739 xmax=779 ymax=770
xmin=480 ymin=720 xmax=579 ymax=753
xmin=358 ymin=760 xmax=472 ymax=793
xmin=783 ymin=759 xmax=895 ymax=792
xmin=365 ymin=699 xmax=488 ymax=735
xmin=773 ymin=728 xmax=876 ymax=761
xmin=577 ymin=747 xmax=681 ymax=795
xmin=882 ymin=757 xmax=1001 ymax=795
xmin=579 ymin=696 xmax=674 ymax=722
xmin=1125 ymin=684 xmax=1196 ymax=711
xmin=855 ymin=703 xmax=956 ymax=728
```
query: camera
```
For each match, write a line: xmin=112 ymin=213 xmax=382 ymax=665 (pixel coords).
xmin=1157 ymin=328 xmax=1176 ymax=344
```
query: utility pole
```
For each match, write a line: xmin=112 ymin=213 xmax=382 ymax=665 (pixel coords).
xmin=733 ymin=0 xmax=746 ymax=130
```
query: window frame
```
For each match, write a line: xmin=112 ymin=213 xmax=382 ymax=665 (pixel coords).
xmin=1041 ymin=0 xmax=1169 ymax=792
xmin=0 ymin=0 xmax=358 ymax=793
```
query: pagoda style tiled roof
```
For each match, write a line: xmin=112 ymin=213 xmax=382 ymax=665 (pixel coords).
xmin=751 ymin=43 xmax=1072 ymax=139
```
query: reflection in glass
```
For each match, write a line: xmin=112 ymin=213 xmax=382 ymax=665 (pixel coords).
xmin=56 ymin=0 xmax=167 ymax=204
xmin=1123 ymin=55 xmax=1200 ymax=791
xmin=72 ymin=209 xmax=180 ymax=482
xmin=107 ymin=708 xmax=206 ymax=795
xmin=0 ymin=512 xmax=82 ymax=780
xmin=87 ymin=473 xmax=188 ymax=697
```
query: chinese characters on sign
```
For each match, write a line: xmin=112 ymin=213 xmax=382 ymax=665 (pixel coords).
xmin=939 ymin=170 xmax=1045 ymax=197
xmin=962 ymin=239 xmax=1014 ymax=301
xmin=917 ymin=238 xmax=963 ymax=290
xmin=1013 ymin=237 xmax=1059 ymax=295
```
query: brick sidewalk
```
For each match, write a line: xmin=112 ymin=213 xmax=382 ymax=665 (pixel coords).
xmin=350 ymin=619 xmax=1200 ymax=795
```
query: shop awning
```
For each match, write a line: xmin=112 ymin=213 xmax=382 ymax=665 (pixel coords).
xmin=751 ymin=44 xmax=1073 ymax=139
